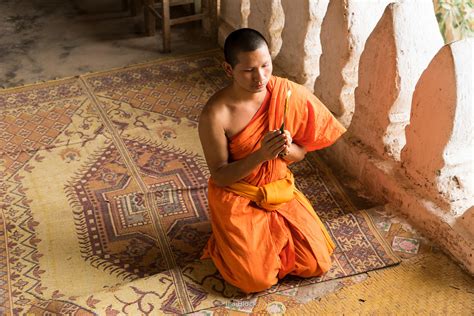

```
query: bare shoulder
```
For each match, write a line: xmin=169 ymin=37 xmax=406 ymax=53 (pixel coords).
xmin=199 ymin=87 xmax=231 ymax=128
xmin=198 ymin=87 xmax=232 ymax=169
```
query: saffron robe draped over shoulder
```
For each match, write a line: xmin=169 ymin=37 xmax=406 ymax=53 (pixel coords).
xmin=201 ymin=76 xmax=346 ymax=293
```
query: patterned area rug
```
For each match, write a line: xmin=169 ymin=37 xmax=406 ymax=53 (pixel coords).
xmin=0 ymin=50 xmax=400 ymax=315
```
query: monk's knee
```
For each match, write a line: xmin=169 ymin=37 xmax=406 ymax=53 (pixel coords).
xmin=294 ymin=256 xmax=321 ymax=278
xmin=234 ymin=271 xmax=278 ymax=294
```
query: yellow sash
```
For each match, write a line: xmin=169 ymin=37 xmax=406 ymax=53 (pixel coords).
xmin=226 ymin=171 xmax=336 ymax=250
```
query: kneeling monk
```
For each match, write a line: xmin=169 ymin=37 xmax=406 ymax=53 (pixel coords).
xmin=198 ymin=28 xmax=346 ymax=293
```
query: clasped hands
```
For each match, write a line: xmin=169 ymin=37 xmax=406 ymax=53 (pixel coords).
xmin=258 ymin=129 xmax=292 ymax=161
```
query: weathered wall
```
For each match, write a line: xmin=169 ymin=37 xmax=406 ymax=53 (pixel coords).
xmin=320 ymin=34 xmax=474 ymax=270
xmin=248 ymin=0 xmax=284 ymax=58
xmin=348 ymin=1 xmax=444 ymax=160
xmin=218 ymin=0 xmax=249 ymax=47
xmin=402 ymin=38 xmax=474 ymax=216
xmin=315 ymin=0 xmax=393 ymax=126
xmin=274 ymin=0 xmax=329 ymax=90
xmin=218 ymin=0 xmax=474 ymax=274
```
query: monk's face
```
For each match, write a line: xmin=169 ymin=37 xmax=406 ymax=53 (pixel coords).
xmin=226 ymin=45 xmax=273 ymax=93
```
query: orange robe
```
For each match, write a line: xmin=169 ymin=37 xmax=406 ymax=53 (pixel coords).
xmin=201 ymin=76 xmax=346 ymax=293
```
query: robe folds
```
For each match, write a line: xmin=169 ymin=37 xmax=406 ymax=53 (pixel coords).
xmin=201 ymin=76 xmax=346 ymax=293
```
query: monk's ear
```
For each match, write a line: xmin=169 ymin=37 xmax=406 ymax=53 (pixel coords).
xmin=222 ymin=62 xmax=233 ymax=78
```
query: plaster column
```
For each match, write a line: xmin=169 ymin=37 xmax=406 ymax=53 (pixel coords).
xmin=248 ymin=0 xmax=285 ymax=58
xmin=314 ymin=0 xmax=394 ymax=126
xmin=401 ymin=38 xmax=474 ymax=217
xmin=273 ymin=0 xmax=329 ymax=91
xmin=218 ymin=0 xmax=250 ymax=46
xmin=348 ymin=1 xmax=444 ymax=159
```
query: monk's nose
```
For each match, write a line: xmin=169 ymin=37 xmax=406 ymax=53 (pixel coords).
xmin=254 ymin=69 xmax=265 ymax=82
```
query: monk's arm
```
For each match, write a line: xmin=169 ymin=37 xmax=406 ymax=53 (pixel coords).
xmin=279 ymin=129 xmax=306 ymax=163
xmin=199 ymin=110 xmax=285 ymax=187
xmin=282 ymin=142 xmax=307 ymax=163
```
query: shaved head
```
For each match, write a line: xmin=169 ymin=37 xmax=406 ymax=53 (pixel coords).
xmin=224 ymin=28 xmax=269 ymax=68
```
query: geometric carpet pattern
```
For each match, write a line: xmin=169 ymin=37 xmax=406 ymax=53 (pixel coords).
xmin=0 ymin=50 xmax=400 ymax=315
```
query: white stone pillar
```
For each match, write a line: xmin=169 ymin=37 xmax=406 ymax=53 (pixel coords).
xmin=348 ymin=0 xmax=444 ymax=159
xmin=401 ymin=38 xmax=474 ymax=216
xmin=274 ymin=0 xmax=329 ymax=90
xmin=241 ymin=0 xmax=250 ymax=27
xmin=314 ymin=0 xmax=394 ymax=126
xmin=248 ymin=0 xmax=285 ymax=58
xmin=218 ymin=0 xmax=250 ymax=46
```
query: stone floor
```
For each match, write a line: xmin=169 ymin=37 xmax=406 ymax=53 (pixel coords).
xmin=1 ymin=1 xmax=473 ymax=314
xmin=0 ymin=0 xmax=217 ymax=89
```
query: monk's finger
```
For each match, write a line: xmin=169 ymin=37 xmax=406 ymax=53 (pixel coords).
xmin=269 ymin=141 xmax=286 ymax=154
xmin=268 ymin=136 xmax=286 ymax=149
xmin=269 ymin=130 xmax=283 ymax=140
xmin=262 ymin=130 xmax=280 ymax=143
xmin=276 ymin=147 xmax=288 ymax=158
xmin=268 ymin=131 xmax=286 ymax=143
xmin=279 ymin=143 xmax=289 ymax=153
xmin=281 ymin=134 xmax=288 ymax=146
xmin=270 ymin=146 xmax=284 ymax=157
xmin=283 ymin=130 xmax=292 ymax=145
xmin=268 ymin=135 xmax=285 ymax=147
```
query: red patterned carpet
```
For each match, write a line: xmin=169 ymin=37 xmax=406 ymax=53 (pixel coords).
xmin=0 ymin=50 xmax=399 ymax=314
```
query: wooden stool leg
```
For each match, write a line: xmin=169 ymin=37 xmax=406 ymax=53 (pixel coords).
xmin=205 ymin=0 xmax=217 ymax=40
xmin=122 ymin=0 xmax=129 ymax=12
xmin=162 ymin=0 xmax=171 ymax=53
xmin=131 ymin=0 xmax=142 ymax=16
xmin=144 ymin=0 xmax=156 ymax=36
xmin=194 ymin=0 xmax=202 ymax=14
xmin=202 ymin=0 xmax=211 ymax=36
